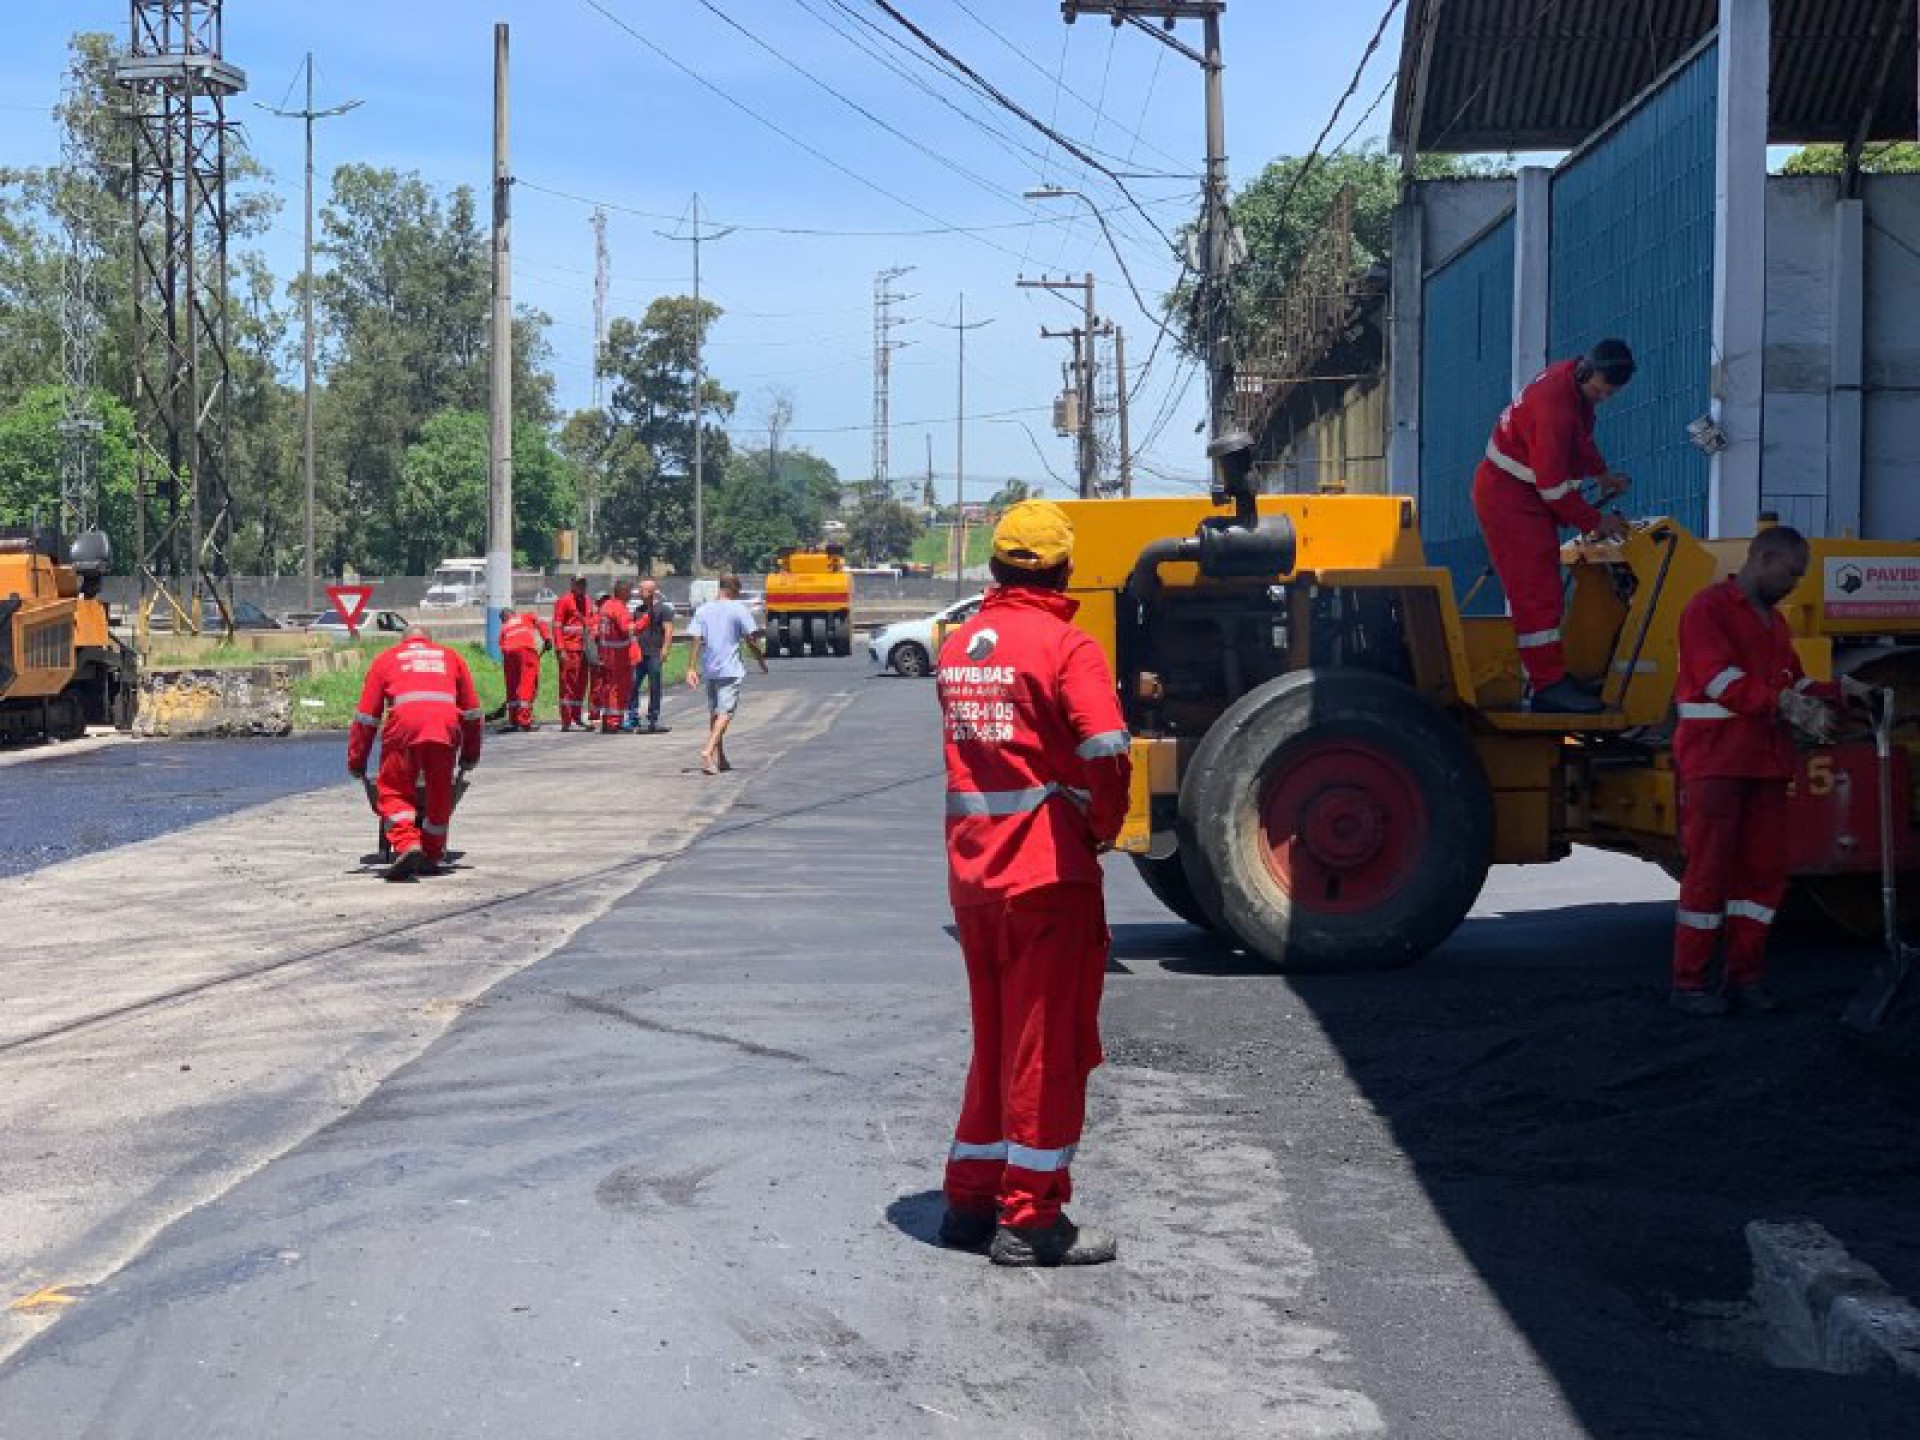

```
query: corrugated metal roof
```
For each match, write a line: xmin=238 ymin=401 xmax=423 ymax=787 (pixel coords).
xmin=1392 ymin=0 xmax=1915 ymax=154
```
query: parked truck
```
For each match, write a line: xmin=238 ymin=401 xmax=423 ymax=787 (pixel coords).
xmin=1053 ymin=460 xmax=1920 ymax=970
xmin=0 ymin=527 xmax=138 ymax=743
xmin=764 ymin=545 xmax=854 ymax=658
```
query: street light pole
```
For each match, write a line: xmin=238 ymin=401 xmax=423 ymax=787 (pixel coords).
xmin=931 ymin=295 xmax=995 ymax=600
xmin=258 ymin=56 xmax=360 ymax=612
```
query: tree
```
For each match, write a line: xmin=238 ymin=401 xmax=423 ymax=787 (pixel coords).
xmin=1783 ymin=144 xmax=1920 ymax=176
xmin=986 ymin=479 xmax=1033 ymax=508
xmin=0 ymin=385 xmax=137 ymax=561
xmin=391 ymin=409 xmax=578 ymax=573
xmin=599 ymin=296 xmax=736 ymax=572
xmin=845 ymin=495 xmax=922 ymax=566
xmin=710 ymin=446 xmax=843 ymax=571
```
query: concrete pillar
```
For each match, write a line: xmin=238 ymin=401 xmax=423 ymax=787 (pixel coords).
xmin=1708 ymin=0 xmax=1769 ymax=537
xmin=1387 ymin=198 xmax=1425 ymax=498
xmin=1510 ymin=166 xmax=1553 ymax=392
xmin=1829 ymin=197 xmax=1865 ymax=536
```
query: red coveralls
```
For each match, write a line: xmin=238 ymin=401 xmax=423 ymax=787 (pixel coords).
xmin=1671 ymin=579 xmax=1840 ymax=991
xmin=1473 ymin=359 xmax=1610 ymax=690
xmin=592 ymin=597 xmax=635 ymax=732
xmin=347 ymin=636 xmax=484 ymax=862
xmin=938 ymin=586 xmax=1132 ymax=1231
xmin=552 ymin=590 xmax=593 ymax=730
xmin=499 ymin=613 xmax=549 ymax=730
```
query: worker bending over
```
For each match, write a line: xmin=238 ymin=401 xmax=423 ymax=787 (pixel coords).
xmin=552 ymin=575 xmax=593 ymax=731
xmin=936 ymin=500 xmax=1132 ymax=1268
xmin=497 ymin=607 xmax=550 ymax=732
xmin=1476 ymin=339 xmax=1636 ymax=714
xmin=347 ymin=624 xmax=484 ymax=882
xmin=1669 ymin=526 xmax=1871 ymax=1014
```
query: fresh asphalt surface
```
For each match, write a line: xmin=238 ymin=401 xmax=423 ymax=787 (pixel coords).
xmin=2 ymin=655 xmax=1918 ymax=1436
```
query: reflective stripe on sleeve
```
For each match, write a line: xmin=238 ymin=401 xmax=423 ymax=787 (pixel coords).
xmin=352 ymin=712 xmax=379 ymax=727
xmin=1537 ymin=479 xmax=1579 ymax=502
xmin=1005 ymin=1142 xmax=1078 ymax=1173
xmin=1704 ymin=666 xmax=1746 ymax=700
xmin=1726 ymin=899 xmax=1777 ymax=926
xmin=1794 ymin=676 xmax=1816 ymax=693
xmin=945 ymin=783 xmax=1093 ymax=817
xmin=1515 ymin=628 xmax=1561 ymax=649
xmin=1676 ymin=908 xmax=1724 ymax=931
xmin=948 ymin=1140 xmax=1008 ymax=1163
xmin=1075 ymin=729 xmax=1130 ymax=760
xmin=1677 ymin=702 xmax=1734 ymax=720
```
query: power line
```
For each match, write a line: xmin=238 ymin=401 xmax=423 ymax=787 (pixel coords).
xmin=1271 ymin=0 xmax=1406 ymax=232
xmin=783 ymin=403 xmax=1049 ymax=435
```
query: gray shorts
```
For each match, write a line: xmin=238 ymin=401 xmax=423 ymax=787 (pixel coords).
xmin=705 ymin=678 xmax=742 ymax=715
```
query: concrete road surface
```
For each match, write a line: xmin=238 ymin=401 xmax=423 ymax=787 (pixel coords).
xmin=1 ymin=656 xmax=1916 ymax=1437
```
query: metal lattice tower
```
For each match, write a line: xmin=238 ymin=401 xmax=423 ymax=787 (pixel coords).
xmin=591 ymin=207 xmax=610 ymax=411
xmin=871 ymin=266 xmax=913 ymax=499
xmin=113 ymin=0 xmax=247 ymax=634
xmin=57 ymin=70 xmax=104 ymax=540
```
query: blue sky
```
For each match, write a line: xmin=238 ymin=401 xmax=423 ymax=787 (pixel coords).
xmin=2 ymin=1 xmax=1408 ymax=499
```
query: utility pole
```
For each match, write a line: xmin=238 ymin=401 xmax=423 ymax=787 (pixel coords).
xmin=872 ymin=266 xmax=914 ymax=501
xmin=590 ymin=207 xmax=609 ymax=411
xmin=260 ymin=55 xmax=361 ymax=612
xmin=930 ymin=295 xmax=995 ymax=600
xmin=1113 ymin=323 xmax=1132 ymax=497
xmin=486 ymin=22 xmax=513 ymax=657
xmin=1018 ymin=271 xmax=1100 ymax=497
xmin=1063 ymin=1 xmax=1246 ymax=495
xmin=656 ymin=195 xmax=736 ymax=575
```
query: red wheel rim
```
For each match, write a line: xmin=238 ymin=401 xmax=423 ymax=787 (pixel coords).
xmin=1259 ymin=738 xmax=1428 ymax=914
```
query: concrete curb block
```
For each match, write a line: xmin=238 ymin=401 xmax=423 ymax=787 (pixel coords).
xmin=133 ymin=666 xmax=293 ymax=739
xmin=1748 ymin=1220 xmax=1920 ymax=1379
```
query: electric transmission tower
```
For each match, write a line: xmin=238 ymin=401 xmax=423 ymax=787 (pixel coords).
xmin=871 ymin=266 xmax=914 ymax=500
xmin=113 ymin=0 xmax=247 ymax=635
xmin=591 ymin=207 xmax=610 ymax=411
xmin=58 ymin=70 xmax=104 ymax=540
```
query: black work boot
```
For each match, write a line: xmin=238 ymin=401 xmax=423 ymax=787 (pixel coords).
xmin=384 ymin=846 xmax=427 ymax=883
xmin=1531 ymin=678 xmax=1604 ymax=714
xmin=1669 ymin=988 xmax=1729 ymax=1017
xmin=936 ymin=1207 xmax=996 ymax=1251
xmin=1728 ymin=982 xmax=1780 ymax=1013
xmin=989 ymin=1214 xmax=1118 ymax=1268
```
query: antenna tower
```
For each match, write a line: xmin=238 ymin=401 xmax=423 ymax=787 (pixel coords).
xmin=113 ymin=0 xmax=247 ymax=634
xmin=591 ymin=207 xmax=610 ymax=410
xmin=871 ymin=266 xmax=914 ymax=499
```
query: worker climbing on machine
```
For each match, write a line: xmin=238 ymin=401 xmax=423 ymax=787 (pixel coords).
xmin=346 ymin=624 xmax=484 ymax=882
xmin=934 ymin=499 xmax=1133 ymax=1268
xmin=552 ymin=575 xmax=593 ymax=732
xmin=1475 ymin=338 xmax=1637 ymax=714
xmin=496 ymin=606 xmax=550 ymax=732
xmin=1669 ymin=525 xmax=1875 ymax=1015
xmin=593 ymin=579 xmax=635 ymax=734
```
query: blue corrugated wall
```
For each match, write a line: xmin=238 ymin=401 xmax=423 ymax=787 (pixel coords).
xmin=1548 ymin=44 xmax=1718 ymax=534
xmin=1420 ymin=215 xmax=1514 ymax=612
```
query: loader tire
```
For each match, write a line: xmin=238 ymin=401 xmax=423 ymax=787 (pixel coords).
xmin=1130 ymin=853 xmax=1216 ymax=932
xmin=1177 ymin=669 xmax=1493 ymax=972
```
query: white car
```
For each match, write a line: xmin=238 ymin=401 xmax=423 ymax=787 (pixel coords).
xmin=868 ymin=593 xmax=983 ymax=677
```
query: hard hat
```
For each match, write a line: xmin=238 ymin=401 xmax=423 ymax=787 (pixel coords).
xmin=992 ymin=499 xmax=1075 ymax=570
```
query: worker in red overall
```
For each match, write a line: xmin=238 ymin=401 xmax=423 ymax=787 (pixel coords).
xmin=592 ymin=579 xmax=635 ymax=733
xmin=936 ymin=499 xmax=1132 ymax=1268
xmin=552 ymin=576 xmax=593 ymax=731
xmin=497 ymin=607 xmax=550 ymax=732
xmin=1474 ymin=339 xmax=1636 ymax=713
xmin=1669 ymin=525 xmax=1869 ymax=1014
xmin=346 ymin=626 xmax=484 ymax=881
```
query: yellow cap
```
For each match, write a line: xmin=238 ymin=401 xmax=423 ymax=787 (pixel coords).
xmin=992 ymin=499 xmax=1074 ymax=570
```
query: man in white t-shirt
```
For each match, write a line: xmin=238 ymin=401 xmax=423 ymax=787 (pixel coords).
xmin=684 ymin=573 xmax=768 ymax=776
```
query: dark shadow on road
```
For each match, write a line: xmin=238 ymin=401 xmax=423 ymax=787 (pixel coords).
xmin=884 ymin=1189 xmax=962 ymax=1253
xmin=1107 ymin=894 xmax=1920 ymax=1438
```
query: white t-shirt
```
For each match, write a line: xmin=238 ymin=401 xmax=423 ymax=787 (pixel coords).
xmin=689 ymin=598 xmax=761 ymax=681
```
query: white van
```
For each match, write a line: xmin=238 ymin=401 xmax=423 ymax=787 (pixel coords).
xmin=422 ymin=558 xmax=487 ymax=609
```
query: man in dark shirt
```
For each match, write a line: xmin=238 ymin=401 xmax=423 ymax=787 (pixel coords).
xmin=625 ymin=578 xmax=677 ymax=733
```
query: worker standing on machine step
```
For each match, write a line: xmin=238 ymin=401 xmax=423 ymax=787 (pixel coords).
xmin=1475 ymin=339 xmax=1637 ymax=714
xmin=346 ymin=624 xmax=484 ymax=882
xmin=1669 ymin=526 xmax=1871 ymax=1015
xmin=497 ymin=607 xmax=550 ymax=732
xmin=935 ymin=499 xmax=1132 ymax=1269
xmin=552 ymin=575 xmax=593 ymax=732
xmin=592 ymin=579 xmax=635 ymax=734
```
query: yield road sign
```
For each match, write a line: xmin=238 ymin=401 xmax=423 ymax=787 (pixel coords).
xmin=325 ymin=584 xmax=375 ymax=638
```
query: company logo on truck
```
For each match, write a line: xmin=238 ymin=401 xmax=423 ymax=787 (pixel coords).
xmin=1825 ymin=557 xmax=1920 ymax=618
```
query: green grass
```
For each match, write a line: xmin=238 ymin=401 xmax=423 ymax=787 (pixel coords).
xmin=910 ymin=525 xmax=993 ymax=571
xmin=291 ymin=639 xmax=691 ymax=731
